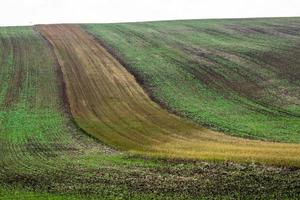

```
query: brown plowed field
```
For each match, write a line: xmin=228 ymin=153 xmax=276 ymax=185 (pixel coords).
xmin=38 ymin=24 xmax=300 ymax=167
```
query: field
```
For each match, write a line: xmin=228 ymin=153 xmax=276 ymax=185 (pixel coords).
xmin=37 ymin=24 xmax=300 ymax=167
xmin=83 ymin=18 xmax=300 ymax=142
xmin=0 ymin=18 xmax=300 ymax=199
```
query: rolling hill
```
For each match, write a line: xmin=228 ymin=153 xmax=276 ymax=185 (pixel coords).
xmin=1 ymin=18 xmax=300 ymax=199
xmin=38 ymin=24 xmax=300 ymax=166
xmin=83 ymin=18 xmax=300 ymax=142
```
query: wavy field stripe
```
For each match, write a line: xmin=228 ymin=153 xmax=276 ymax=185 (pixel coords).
xmin=39 ymin=24 xmax=300 ymax=167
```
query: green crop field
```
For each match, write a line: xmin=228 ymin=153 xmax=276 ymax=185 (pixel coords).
xmin=1 ymin=18 xmax=300 ymax=199
xmin=83 ymin=17 xmax=300 ymax=143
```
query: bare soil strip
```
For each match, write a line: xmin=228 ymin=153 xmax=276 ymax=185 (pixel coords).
xmin=38 ymin=24 xmax=300 ymax=167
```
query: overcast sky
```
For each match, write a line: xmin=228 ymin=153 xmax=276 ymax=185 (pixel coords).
xmin=1 ymin=0 xmax=300 ymax=26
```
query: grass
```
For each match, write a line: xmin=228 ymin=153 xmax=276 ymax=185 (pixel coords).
xmin=82 ymin=17 xmax=300 ymax=143
xmin=0 ymin=26 xmax=183 ymax=199
xmin=0 ymin=186 xmax=90 ymax=200
xmin=1 ymin=19 xmax=300 ymax=199
xmin=2 ymin=155 xmax=300 ymax=200
xmin=38 ymin=24 xmax=300 ymax=167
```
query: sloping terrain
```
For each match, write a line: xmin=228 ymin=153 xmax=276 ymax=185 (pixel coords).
xmin=39 ymin=24 xmax=300 ymax=167
xmin=1 ymin=19 xmax=300 ymax=199
xmin=0 ymin=26 xmax=114 ymax=198
xmin=0 ymin=26 xmax=217 ymax=200
xmin=83 ymin=18 xmax=300 ymax=142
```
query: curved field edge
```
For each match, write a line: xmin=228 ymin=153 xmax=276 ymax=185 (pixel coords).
xmin=82 ymin=18 xmax=300 ymax=143
xmin=0 ymin=26 xmax=181 ymax=199
xmin=0 ymin=25 xmax=299 ymax=200
xmin=38 ymin=24 xmax=300 ymax=167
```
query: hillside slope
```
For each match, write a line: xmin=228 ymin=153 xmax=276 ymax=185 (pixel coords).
xmin=0 ymin=26 xmax=202 ymax=200
xmin=39 ymin=24 xmax=300 ymax=167
xmin=0 ymin=25 xmax=119 ymax=199
xmin=83 ymin=18 xmax=300 ymax=142
xmin=0 ymin=21 xmax=300 ymax=199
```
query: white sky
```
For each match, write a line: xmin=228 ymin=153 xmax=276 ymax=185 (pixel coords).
xmin=1 ymin=0 xmax=300 ymax=26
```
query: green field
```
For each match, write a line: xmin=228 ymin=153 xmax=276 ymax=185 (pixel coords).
xmin=83 ymin=18 xmax=300 ymax=142
xmin=1 ymin=18 xmax=300 ymax=199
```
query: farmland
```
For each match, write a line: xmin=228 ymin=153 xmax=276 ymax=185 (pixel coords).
xmin=0 ymin=18 xmax=300 ymax=199
xmin=37 ymin=24 xmax=300 ymax=167
xmin=83 ymin=18 xmax=300 ymax=143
